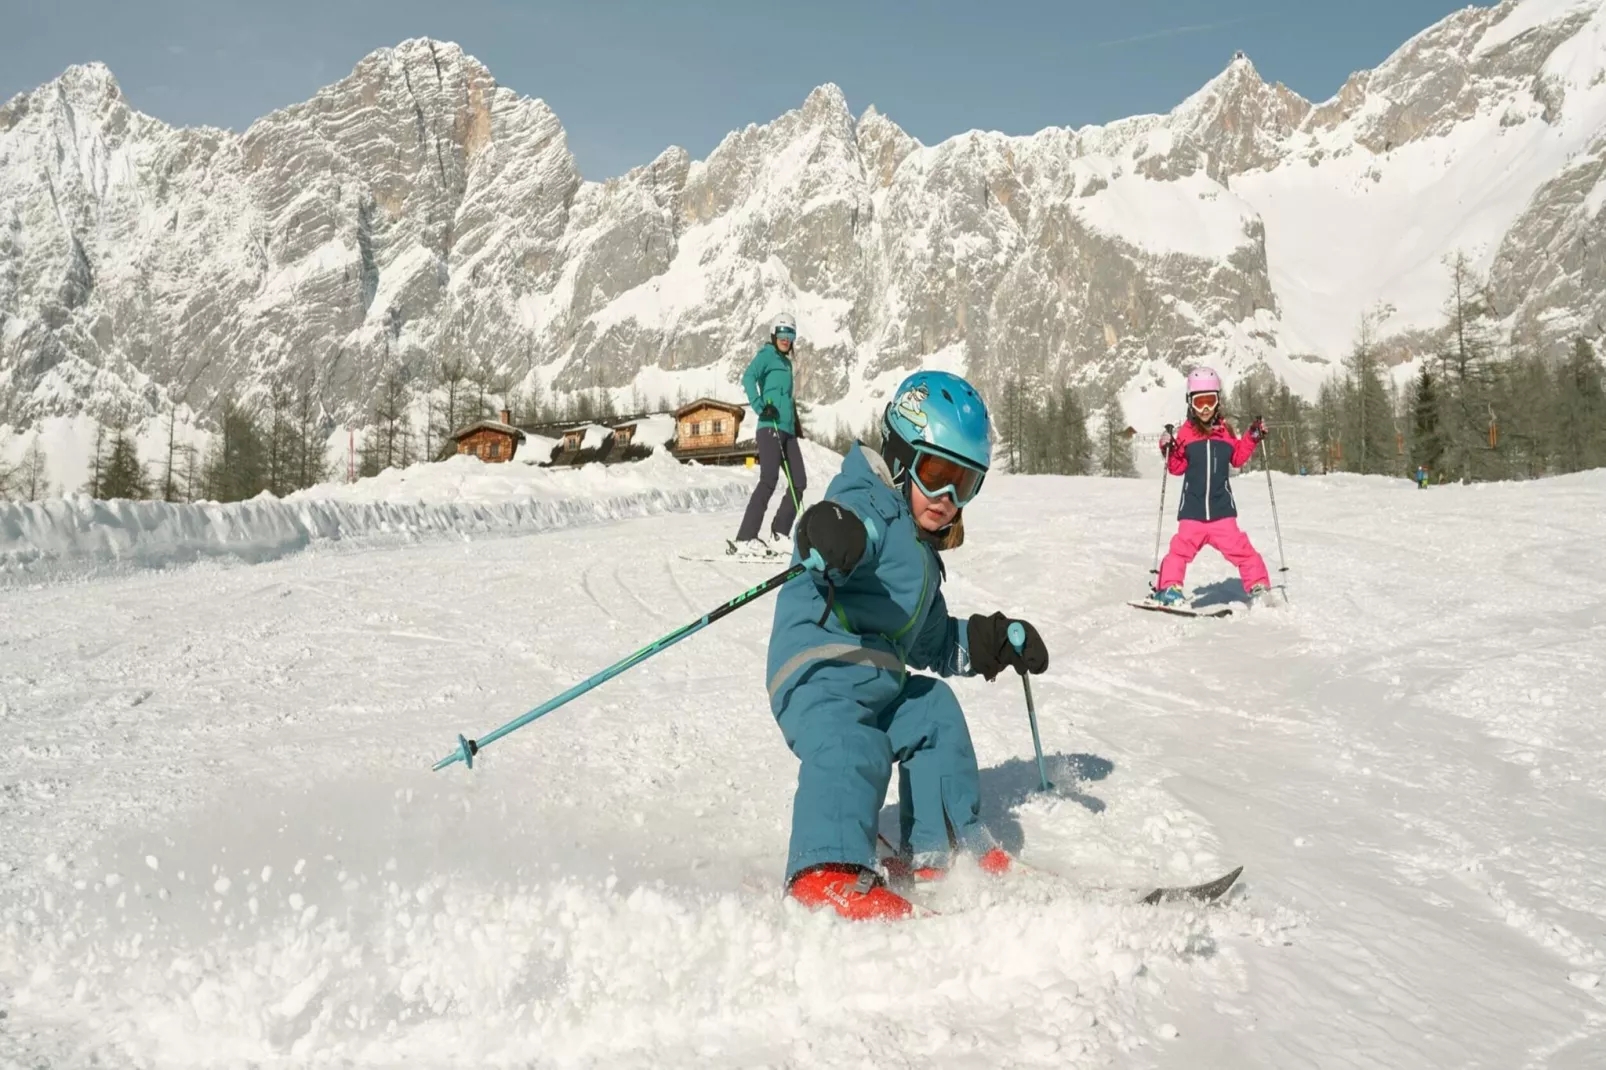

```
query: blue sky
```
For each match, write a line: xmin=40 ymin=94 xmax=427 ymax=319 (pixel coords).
xmin=5 ymin=0 xmax=1475 ymax=180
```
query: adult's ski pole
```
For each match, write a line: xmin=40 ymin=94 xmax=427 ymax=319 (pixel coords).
xmin=1008 ymin=621 xmax=1053 ymax=793
xmin=779 ymin=444 xmax=803 ymax=521
xmin=432 ymin=562 xmax=806 ymax=772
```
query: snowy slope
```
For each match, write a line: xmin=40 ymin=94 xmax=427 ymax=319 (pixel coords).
xmin=2 ymin=463 xmax=1604 ymax=1067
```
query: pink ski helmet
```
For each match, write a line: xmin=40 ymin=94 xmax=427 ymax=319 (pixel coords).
xmin=1185 ymin=367 xmax=1222 ymax=397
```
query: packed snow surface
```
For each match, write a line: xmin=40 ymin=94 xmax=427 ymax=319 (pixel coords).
xmin=2 ymin=458 xmax=1605 ymax=1067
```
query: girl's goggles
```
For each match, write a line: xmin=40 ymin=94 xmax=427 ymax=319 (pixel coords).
xmin=910 ymin=448 xmax=986 ymax=506
xmin=1188 ymin=391 xmax=1219 ymax=412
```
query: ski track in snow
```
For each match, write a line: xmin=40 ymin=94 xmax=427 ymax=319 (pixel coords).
xmin=2 ymin=471 xmax=1606 ymax=1067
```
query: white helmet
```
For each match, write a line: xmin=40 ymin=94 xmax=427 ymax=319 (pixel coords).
xmin=771 ymin=312 xmax=797 ymax=336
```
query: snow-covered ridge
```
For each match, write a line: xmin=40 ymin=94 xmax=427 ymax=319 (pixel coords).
xmin=0 ymin=452 xmax=761 ymax=580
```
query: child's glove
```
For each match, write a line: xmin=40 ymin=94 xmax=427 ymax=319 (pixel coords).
xmin=759 ymin=403 xmax=780 ymax=422
xmin=1158 ymin=430 xmax=1176 ymax=456
xmin=1248 ymin=417 xmax=1267 ymax=442
xmin=797 ymin=502 xmax=866 ymax=576
xmin=966 ymin=612 xmax=1049 ymax=681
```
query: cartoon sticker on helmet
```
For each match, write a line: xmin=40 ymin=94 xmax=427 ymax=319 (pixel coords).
xmin=893 ymin=383 xmax=930 ymax=430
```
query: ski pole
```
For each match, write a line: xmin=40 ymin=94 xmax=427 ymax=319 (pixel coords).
xmin=1150 ymin=423 xmax=1173 ymax=586
xmin=778 ymin=438 xmax=803 ymax=521
xmin=1007 ymin=621 xmax=1053 ymax=793
xmin=1260 ymin=417 xmax=1290 ymax=586
xmin=432 ymin=562 xmax=806 ymax=772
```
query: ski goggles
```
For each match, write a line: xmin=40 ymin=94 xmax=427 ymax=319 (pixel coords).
xmin=774 ymin=327 xmax=796 ymax=341
xmin=909 ymin=448 xmax=986 ymax=506
xmin=1188 ymin=391 xmax=1219 ymax=412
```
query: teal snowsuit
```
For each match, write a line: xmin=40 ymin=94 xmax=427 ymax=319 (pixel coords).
xmin=766 ymin=444 xmax=985 ymax=881
xmin=741 ymin=343 xmax=798 ymax=435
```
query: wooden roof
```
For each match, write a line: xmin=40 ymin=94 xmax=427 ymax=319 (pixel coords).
xmin=449 ymin=418 xmax=527 ymax=442
xmin=674 ymin=398 xmax=745 ymax=419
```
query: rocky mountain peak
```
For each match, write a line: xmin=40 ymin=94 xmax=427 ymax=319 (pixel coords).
xmin=855 ymin=104 xmax=920 ymax=189
xmin=1160 ymin=51 xmax=1311 ymax=181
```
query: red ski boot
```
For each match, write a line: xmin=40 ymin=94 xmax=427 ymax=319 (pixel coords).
xmin=977 ymin=847 xmax=1013 ymax=876
xmin=789 ymin=865 xmax=913 ymax=921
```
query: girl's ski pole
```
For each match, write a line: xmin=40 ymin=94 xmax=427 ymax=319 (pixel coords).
xmin=1259 ymin=417 xmax=1290 ymax=588
xmin=432 ymin=562 xmax=805 ymax=772
xmin=1150 ymin=423 xmax=1173 ymax=586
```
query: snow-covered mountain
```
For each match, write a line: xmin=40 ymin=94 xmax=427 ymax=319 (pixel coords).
xmin=3 ymin=0 xmax=1606 ymax=447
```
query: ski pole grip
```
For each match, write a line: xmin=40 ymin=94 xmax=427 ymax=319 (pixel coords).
xmin=1007 ymin=621 xmax=1026 ymax=653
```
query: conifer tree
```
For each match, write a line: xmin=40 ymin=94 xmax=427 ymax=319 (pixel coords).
xmin=1406 ymin=363 xmax=1445 ymax=477
xmin=20 ymin=433 xmax=49 ymax=500
xmin=203 ymin=396 xmax=267 ymax=501
xmin=1099 ymin=397 xmax=1139 ymax=477
xmin=99 ymin=428 xmax=149 ymax=500
xmin=1548 ymin=336 xmax=1605 ymax=473
xmin=1342 ymin=325 xmax=1396 ymax=476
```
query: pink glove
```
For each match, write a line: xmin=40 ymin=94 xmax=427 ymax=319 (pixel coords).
xmin=1158 ymin=430 xmax=1175 ymax=456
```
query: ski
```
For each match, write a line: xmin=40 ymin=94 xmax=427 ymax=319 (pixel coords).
xmin=1015 ymin=854 xmax=1244 ymax=906
xmin=875 ymin=836 xmax=1243 ymax=911
xmin=678 ymin=539 xmax=788 ymax=565
xmin=678 ymin=552 xmax=786 ymax=564
xmin=1128 ymin=599 xmax=1236 ymax=619
xmin=1137 ymin=865 xmax=1243 ymax=905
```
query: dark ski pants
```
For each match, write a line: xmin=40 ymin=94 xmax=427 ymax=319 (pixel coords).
xmin=775 ymin=670 xmax=987 ymax=882
xmin=735 ymin=427 xmax=806 ymax=542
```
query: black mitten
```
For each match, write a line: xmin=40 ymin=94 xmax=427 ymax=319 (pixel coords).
xmin=967 ymin=612 xmax=1049 ymax=681
xmin=796 ymin=501 xmax=866 ymax=576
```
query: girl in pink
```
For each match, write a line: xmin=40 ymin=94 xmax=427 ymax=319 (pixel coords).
xmin=1152 ymin=367 xmax=1272 ymax=606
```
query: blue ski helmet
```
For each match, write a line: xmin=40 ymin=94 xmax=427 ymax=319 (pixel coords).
xmin=880 ymin=370 xmax=992 ymax=503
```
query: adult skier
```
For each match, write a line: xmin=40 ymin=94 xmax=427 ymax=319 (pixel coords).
xmin=766 ymin=370 xmax=1050 ymax=920
xmin=1151 ymin=367 xmax=1273 ymax=606
xmin=732 ymin=313 xmax=806 ymax=558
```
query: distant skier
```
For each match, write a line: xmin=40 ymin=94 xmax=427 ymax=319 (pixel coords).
xmin=731 ymin=313 xmax=806 ymax=559
xmin=767 ymin=370 xmax=1049 ymax=920
xmin=1415 ymin=465 xmax=1429 ymax=489
xmin=1151 ymin=367 xmax=1272 ymax=606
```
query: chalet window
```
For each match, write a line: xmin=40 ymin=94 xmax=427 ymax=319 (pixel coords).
xmin=489 ymin=441 xmax=501 ymax=459
xmin=714 ymin=420 xmax=724 ymax=434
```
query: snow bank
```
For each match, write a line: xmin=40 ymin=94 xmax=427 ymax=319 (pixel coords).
xmin=0 ymin=452 xmax=759 ymax=580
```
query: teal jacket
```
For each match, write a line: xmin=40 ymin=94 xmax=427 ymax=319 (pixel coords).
xmin=741 ymin=343 xmax=797 ymax=435
xmin=765 ymin=444 xmax=973 ymax=712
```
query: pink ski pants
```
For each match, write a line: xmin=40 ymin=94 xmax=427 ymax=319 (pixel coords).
xmin=1157 ymin=518 xmax=1270 ymax=592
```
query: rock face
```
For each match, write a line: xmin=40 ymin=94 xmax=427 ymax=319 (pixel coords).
xmin=3 ymin=0 xmax=1605 ymax=437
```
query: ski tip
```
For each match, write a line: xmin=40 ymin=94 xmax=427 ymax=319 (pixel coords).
xmin=1139 ymin=865 xmax=1243 ymax=906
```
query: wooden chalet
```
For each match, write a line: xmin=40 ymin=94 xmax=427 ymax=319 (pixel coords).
xmin=670 ymin=399 xmax=756 ymax=465
xmin=450 ymin=408 xmax=526 ymax=463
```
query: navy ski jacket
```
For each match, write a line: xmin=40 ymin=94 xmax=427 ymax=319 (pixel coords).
xmin=1168 ymin=419 xmax=1258 ymax=522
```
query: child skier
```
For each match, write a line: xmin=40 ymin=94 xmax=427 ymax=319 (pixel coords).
xmin=1152 ymin=367 xmax=1273 ymax=606
xmin=766 ymin=370 xmax=1050 ymax=920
